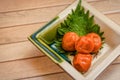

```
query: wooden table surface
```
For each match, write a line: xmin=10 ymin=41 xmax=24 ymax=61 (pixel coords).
xmin=0 ymin=0 xmax=120 ymax=80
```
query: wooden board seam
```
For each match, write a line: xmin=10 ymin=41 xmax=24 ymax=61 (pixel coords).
xmin=15 ymin=72 xmax=65 ymax=80
xmin=0 ymin=55 xmax=43 ymax=63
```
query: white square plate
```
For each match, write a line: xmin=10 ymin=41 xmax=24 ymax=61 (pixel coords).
xmin=29 ymin=0 xmax=120 ymax=80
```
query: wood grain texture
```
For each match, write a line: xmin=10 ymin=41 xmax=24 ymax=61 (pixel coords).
xmin=0 ymin=40 xmax=120 ymax=63
xmin=106 ymin=13 xmax=120 ymax=25
xmin=89 ymin=0 xmax=120 ymax=13
xmin=0 ymin=13 xmax=119 ymax=44
xmin=22 ymin=72 xmax=73 ymax=80
xmin=96 ymin=64 xmax=120 ymax=80
xmin=113 ymin=56 xmax=120 ymax=64
xmin=0 ymin=0 xmax=120 ymax=44
xmin=0 ymin=22 xmax=46 ymax=44
xmin=0 ymin=0 xmax=74 ymax=12
xmin=0 ymin=5 xmax=68 ymax=28
xmin=0 ymin=0 xmax=101 ymax=13
xmin=0 ymin=0 xmax=120 ymax=80
xmin=0 ymin=0 xmax=120 ymax=28
xmin=0 ymin=41 xmax=43 ymax=62
xmin=0 ymin=57 xmax=63 ymax=80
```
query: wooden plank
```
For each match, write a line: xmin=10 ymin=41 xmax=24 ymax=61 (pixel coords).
xmin=0 ymin=41 xmax=43 ymax=62
xmin=0 ymin=0 xmax=120 ymax=28
xmin=21 ymin=63 xmax=120 ymax=80
xmin=0 ymin=55 xmax=119 ymax=80
xmin=0 ymin=13 xmax=119 ymax=44
xmin=0 ymin=0 xmax=102 ymax=13
xmin=89 ymin=0 xmax=120 ymax=13
xmin=0 ymin=57 xmax=63 ymax=80
xmin=0 ymin=39 xmax=119 ymax=63
xmin=0 ymin=5 xmax=68 ymax=28
xmin=106 ymin=13 xmax=120 ymax=25
xmin=0 ymin=14 xmax=119 ymax=62
xmin=21 ymin=72 xmax=73 ymax=80
xmin=113 ymin=56 xmax=120 ymax=64
xmin=0 ymin=22 xmax=46 ymax=44
xmin=0 ymin=0 xmax=74 ymax=13
xmin=0 ymin=1 xmax=119 ymax=80
xmin=96 ymin=64 xmax=120 ymax=80
xmin=87 ymin=0 xmax=103 ymax=1
xmin=0 ymin=1 xmax=119 ymax=27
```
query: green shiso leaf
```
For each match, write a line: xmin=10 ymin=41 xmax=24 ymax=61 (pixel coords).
xmin=55 ymin=0 xmax=105 ymax=54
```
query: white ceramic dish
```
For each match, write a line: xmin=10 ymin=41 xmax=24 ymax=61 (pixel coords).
xmin=29 ymin=0 xmax=120 ymax=80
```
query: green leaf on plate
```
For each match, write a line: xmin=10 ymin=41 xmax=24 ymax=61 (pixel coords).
xmin=54 ymin=0 xmax=105 ymax=54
